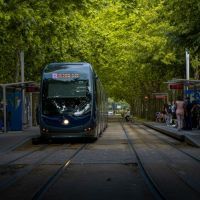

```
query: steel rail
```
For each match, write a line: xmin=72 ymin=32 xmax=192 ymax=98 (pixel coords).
xmin=4 ymin=144 xmax=49 ymax=166
xmin=32 ymin=143 xmax=87 ymax=200
xmin=138 ymin=124 xmax=200 ymax=162
xmin=0 ymin=136 xmax=34 ymax=154
xmin=0 ymin=144 xmax=67 ymax=192
xmin=121 ymin=122 xmax=166 ymax=200
xmin=129 ymin=123 xmax=200 ymax=195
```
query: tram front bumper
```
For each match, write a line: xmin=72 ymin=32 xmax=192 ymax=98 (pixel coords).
xmin=40 ymin=125 xmax=96 ymax=139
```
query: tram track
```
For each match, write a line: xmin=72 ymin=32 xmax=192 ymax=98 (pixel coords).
xmin=139 ymin=124 xmax=200 ymax=162
xmin=2 ymin=143 xmax=49 ymax=166
xmin=121 ymin=122 xmax=165 ymax=200
xmin=130 ymin=124 xmax=200 ymax=195
xmin=32 ymin=143 xmax=87 ymax=200
xmin=0 ymin=141 xmax=88 ymax=200
xmin=0 ymin=143 xmax=69 ymax=192
xmin=0 ymin=136 xmax=35 ymax=154
xmin=123 ymin=122 xmax=200 ymax=200
xmin=1 ymin=121 xmax=199 ymax=200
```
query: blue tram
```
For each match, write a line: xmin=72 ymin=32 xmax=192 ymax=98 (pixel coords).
xmin=38 ymin=62 xmax=108 ymax=140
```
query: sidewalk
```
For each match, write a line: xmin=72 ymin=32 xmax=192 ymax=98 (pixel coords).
xmin=0 ymin=126 xmax=40 ymax=153
xmin=143 ymin=121 xmax=200 ymax=148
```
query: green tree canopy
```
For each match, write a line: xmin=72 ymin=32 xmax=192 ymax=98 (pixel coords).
xmin=0 ymin=0 xmax=199 ymax=110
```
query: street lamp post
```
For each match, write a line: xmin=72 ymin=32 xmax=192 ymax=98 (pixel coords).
xmin=186 ymin=49 xmax=190 ymax=81
xmin=185 ymin=49 xmax=190 ymax=98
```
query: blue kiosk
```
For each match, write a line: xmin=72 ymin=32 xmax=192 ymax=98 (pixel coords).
xmin=0 ymin=82 xmax=34 ymax=132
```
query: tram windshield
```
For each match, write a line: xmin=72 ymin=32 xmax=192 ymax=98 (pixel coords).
xmin=47 ymin=80 xmax=89 ymax=98
xmin=42 ymin=79 xmax=91 ymax=116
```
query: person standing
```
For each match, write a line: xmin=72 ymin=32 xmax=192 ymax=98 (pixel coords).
xmin=184 ymin=97 xmax=193 ymax=130
xmin=165 ymin=102 xmax=172 ymax=126
xmin=191 ymin=101 xmax=200 ymax=128
xmin=175 ymin=96 xmax=185 ymax=131
xmin=171 ymin=101 xmax=176 ymax=125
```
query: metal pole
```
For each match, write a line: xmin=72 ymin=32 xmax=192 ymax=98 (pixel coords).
xmin=3 ymin=86 xmax=7 ymax=132
xmin=185 ymin=50 xmax=190 ymax=98
xmin=29 ymin=93 xmax=33 ymax=127
xmin=20 ymin=51 xmax=24 ymax=82
xmin=20 ymin=51 xmax=25 ymax=130
xmin=186 ymin=50 xmax=190 ymax=80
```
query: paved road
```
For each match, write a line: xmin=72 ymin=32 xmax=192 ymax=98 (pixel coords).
xmin=0 ymin=122 xmax=199 ymax=200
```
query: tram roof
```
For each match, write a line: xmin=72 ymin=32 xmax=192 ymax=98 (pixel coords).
xmin=43 ymin=62 xmax=92 ymax=71
xmin=46 ymin=62 xmax=91 ymax=67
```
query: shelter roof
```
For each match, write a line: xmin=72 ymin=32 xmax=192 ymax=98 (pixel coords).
xmin=0 ymin=81 xmax=35 ymax=88
xmin=165 ymin=79 xmax=200 ymax=85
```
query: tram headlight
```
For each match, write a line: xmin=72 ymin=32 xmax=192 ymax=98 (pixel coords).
xmin=63 ymin=119 xmax=69 ymax=125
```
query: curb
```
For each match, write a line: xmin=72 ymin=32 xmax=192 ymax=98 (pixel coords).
xmin=143 ymin=122 xmax=200 ymax=148
xmin=143 ymin=122 xmax=185 ymax=141
xmin=184 ymin=135 xmax=200 ymax=148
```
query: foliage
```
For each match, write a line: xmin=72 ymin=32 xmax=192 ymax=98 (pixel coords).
xmin=0 ymin=0 xmax=199 ymax=111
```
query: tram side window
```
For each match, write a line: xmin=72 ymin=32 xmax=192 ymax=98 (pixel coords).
xmin=96 ymin=79 xmax=101 ymax=109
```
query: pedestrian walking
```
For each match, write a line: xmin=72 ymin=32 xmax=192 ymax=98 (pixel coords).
xmin=124 ymin=109 xmax=131 ymax=122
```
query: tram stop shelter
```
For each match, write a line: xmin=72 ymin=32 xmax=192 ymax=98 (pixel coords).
xmin=0 ymin=81 xmax=39 ymax=133
xmin=166 ymin=78 xmax=200 ymax=103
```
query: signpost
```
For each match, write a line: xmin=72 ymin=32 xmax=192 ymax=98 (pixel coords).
xmin=152 ymin=93 xmax=168 ymax=101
